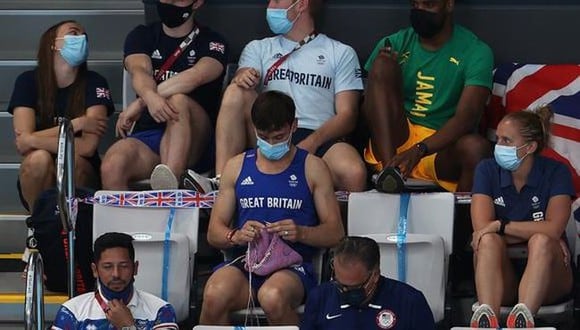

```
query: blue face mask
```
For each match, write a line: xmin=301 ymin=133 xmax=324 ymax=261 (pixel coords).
xmin=57 ymin=34 xmax=88 ymax=67
xmin=494 ymin=143 xmax=529 ymax=171
xmin=266 ymin=0 xmax=301 ymax=35
xmin=256 ymin=133 xmax=292 ymax=160
xmin=98 ymin=278 xmax=134 ymax=305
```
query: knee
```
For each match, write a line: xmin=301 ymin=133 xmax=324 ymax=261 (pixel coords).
xmin=339 ymin=160 xmax=367 ymax=191
xmin=221 ymin=84 xmax=255 ymax=108
xmin=258 ymin=286 xmax=287 ymax=318
xmin=477 ymin=232 xmax=504 ymax=251
xmin=167 ymin=94 xmax=192 ymax=119
xmin=527 ymin=233 xmax=553 ymax=258
xmin=456 ymin=134 xmax=491 ymax=168
xmin=21 ymin=150 xmax=53 ymax=177
xmin=100 ymin=152 xmax=124 ymax=178
xmin=367 ymin=56 xmax=401 ymax=83
xmin=202 ymin=280 xmax=232 ymax=312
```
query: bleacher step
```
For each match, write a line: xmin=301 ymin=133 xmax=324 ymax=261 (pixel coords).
xmin=0 ymin=272 xmax=66 ymax=323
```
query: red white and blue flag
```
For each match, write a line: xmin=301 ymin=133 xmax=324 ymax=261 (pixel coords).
xmin=94 ymin=190 xmax=218 ymax=208
xmin=485 ymin=63 xmax=580 ymax=199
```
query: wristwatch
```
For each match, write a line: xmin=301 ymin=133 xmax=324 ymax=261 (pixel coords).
xmin=415 ymin=142 xmax=429 ymax=157
xmin=121 ymin=326 xmax=136 ymax=330
xmin=497 ymin=219 xmax=510 ymax=236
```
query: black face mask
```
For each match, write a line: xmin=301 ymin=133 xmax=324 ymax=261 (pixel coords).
xmin=339 ymin=286 xmax=367 ymax=307
xmin=410 ymin=8 xmax=445 ymax=39
xmin=157 ymin=2 xmax=194 ymax=28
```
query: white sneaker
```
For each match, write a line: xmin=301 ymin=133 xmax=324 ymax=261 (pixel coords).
xmin=470 ymin=303 xmax=499 ymax=328
xmin=150 ymin=164 xmax=178 ymax=190
xmin=507 ymin=303 xmax=535 ymax=328
xmin=181 ymin=170 xmax=219 ymax=194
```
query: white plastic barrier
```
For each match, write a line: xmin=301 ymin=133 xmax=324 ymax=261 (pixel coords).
xmin=93 ymin=190 xmax=199 ymax=322
xmin=348 ymin=191 xmax=455 ymax=323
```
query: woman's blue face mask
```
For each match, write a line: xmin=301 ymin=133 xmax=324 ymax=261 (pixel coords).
xmin=56 ymin=34 xmax=88 ymax=67
xmin=494 ymin=143 xmax=530 ymax=171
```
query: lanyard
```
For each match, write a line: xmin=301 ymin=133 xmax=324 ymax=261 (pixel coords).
xmin=94 ymin=290 xmax=110 ymax=314
xmin=154 ymin=26 xmax=200 ymax=82
xmin=263 ymin=31 xmax=318 ymax=86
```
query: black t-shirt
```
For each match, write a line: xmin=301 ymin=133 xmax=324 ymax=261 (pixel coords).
xmin=124 ymin=22 xmax=228 ymax=132
xmin=7 ymin=69 xmax=115 ymax=127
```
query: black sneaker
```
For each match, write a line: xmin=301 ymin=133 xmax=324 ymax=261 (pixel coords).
xmin=373 ymin=167 xmax=405 ymax=193
xmin=181 ymin=170 xmax=219 ymax=193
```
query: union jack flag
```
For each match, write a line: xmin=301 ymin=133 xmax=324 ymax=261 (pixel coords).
xmin=94 ymin=190 xmax=217 ymax=208
xmin=484 ymin=63 xmax=580 ymax=198
xmin=209 ymin=41 xmax=225 ymax=54
xmin=95 ymin=87 xmax=111 ymax=99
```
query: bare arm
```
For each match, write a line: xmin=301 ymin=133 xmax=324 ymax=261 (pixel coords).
xmin=156 ymin=57 xmax=224 ymax=96
xmin=422 ymin=85 xmax=490 ymax=153
xmin=207 ymin=154 xmax=245 ymax=250
xmin=298 ymin=90 xmax=360 ymax=153
xmin=13 ymin=106 xmax=106 ymax=156
xmin=298 ymin=155 xmax=345 ymax=247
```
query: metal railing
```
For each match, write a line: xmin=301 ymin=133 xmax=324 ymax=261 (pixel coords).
xmin=56 ymin=117 xmax=77 ymax=298
xmin=24 ymin=251 xmax=45 ymax=330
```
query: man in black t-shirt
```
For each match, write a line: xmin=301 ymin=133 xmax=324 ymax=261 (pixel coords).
xmin=101 ymin=0 xmax=228 ymax=190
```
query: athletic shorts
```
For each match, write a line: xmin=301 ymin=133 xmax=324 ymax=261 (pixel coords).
xmin=364 ymin=119 xmax=457 ymax=192
xmin=129 ymin=128 xmax=165 ymax=155
xmin=293 ymin=128 xmax=341 ymax=158
xmin=215 ymin=257 xmax=318 ymax=302
xmin=129 ymin=128 xmax=214 ymax=173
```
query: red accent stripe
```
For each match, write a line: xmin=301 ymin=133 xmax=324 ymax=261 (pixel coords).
xmin=552 ymin=123 xmax=580 ymax=142
xmin=505 ymin=65 xmax=580 ymax=111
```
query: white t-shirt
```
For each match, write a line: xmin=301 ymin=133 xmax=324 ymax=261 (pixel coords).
xmin=239 ymin=34 xmax=363 ymax=130
xmin=52 ymin=288 xmax=178 ymax=329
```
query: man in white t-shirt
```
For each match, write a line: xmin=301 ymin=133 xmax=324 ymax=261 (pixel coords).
xmin=183 ymin=0 xmax=366 ymax=193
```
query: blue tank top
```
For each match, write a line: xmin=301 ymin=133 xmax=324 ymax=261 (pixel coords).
xmin=235 ymin=148 xmax=318 ymax=261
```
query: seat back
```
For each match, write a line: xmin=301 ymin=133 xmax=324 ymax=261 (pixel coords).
xmin=348 ymin=191 xmax=455 ymax=257
xmin=92 ymin=190 xmax=200 ymax=322
xmin=363 ymin=233 xmax=446 ymax=322
xmin=348 ymin=192 xmax=454 ymax=323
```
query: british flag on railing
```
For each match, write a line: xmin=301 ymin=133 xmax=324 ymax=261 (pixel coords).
xmin=485 ymin=63 xmax=580 ymax=197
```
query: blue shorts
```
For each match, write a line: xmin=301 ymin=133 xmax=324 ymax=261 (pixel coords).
xmin=129 ymin=128 xmax=165 ymax=155
xmin=292 ymin=128 xmax=340 ymax=158
xmin=215 ymin=257 xmax=317 ymax=302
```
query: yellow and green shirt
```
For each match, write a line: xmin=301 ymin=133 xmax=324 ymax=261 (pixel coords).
xmin=365 ymin=25 xmax=493 ymax=130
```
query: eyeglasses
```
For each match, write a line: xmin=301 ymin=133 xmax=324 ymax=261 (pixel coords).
xmin=333 ymin=271 xmax=373 ymax=292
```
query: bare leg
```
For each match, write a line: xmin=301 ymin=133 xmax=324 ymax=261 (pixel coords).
xmin=362 ymin=52 xmax=409 ymax=165
xmin=518 ymin=234 xmax=573 ymax=313
xmin=435 ymin=134 xmax=491 ymax=192
xmin=258 ymin=270 xmax=304 ymax=325
xmin=19 ymin=150 xmax=55 ymax=211
xmin=100 ymin=139 xmax=159 ymax=190
xmin=215 ymin=84 xmax=257 ymax=175
xmin=159 ymin=94 xmax=193 ymax=179
xmin=199 ymin=266 xmax=251 ymax=325
xmin=474 ymin=234 xmax=518 ymax=316
xmin=322 ymin=142 xmax=367 ymax=191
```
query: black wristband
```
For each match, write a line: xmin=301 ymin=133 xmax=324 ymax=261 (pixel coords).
xmin=497 ymin=220 xmax=510 ymax=236
xmin=416 ymin=142 xmax=428 ymax=157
